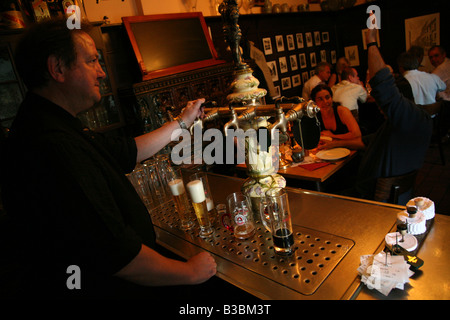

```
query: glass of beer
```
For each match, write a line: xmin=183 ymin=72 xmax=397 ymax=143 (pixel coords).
xmin=264 ymin=187 xmax=295 ymax=255
xmin=166 ymin=167 xmax=194 ymax=230
xmin=226 ymin=192 xmax=256 ymax=240
xmin=189 ymin=172 xmax=215 ymax=221
xmin=186 ymin=179 xmax=214 ymax=237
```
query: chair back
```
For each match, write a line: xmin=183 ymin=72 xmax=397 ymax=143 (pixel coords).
xmin=374 ymin=170 xmax=418 ymax=204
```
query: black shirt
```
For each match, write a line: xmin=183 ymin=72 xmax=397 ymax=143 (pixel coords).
xmin=0 ymin=92 xmax=156 ymax=298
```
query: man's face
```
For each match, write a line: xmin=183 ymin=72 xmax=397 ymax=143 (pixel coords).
xmin=428 ymin=47 xmax=446 ymax=68
xmin=63 ymin=32 xmax=106 ymax=114
xmin=318 ymin=66 xmax=331 ymax=82
xmin=348 ymin=69 xmax=360 ymax=84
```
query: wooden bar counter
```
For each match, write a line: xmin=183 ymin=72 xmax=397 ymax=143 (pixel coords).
xmin=150 ymin=172 xmax=450 ymax=300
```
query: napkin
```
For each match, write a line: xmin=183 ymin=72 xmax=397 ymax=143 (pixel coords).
xmin=357 ymin=252 xmax=414 ymax=296
xmin=298 ymin=162 xmax=330 ymax=171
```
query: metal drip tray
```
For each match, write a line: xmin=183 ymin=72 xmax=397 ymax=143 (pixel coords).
xmin=150 ymin=201 xmax=355 ymax=296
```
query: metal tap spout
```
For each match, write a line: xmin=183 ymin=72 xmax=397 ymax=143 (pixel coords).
xmin=269 ymin=96 xmax=303 ymax=140
xmin=223 ymin=106 xmax=239 ymax=136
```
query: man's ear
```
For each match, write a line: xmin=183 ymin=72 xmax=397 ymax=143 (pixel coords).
xmin=47 ymin=55 xmax=66 ymax=83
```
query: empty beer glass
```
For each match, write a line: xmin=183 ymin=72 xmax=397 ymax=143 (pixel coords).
xmin=186 ymin=179 xmax=214 ymax=237
xmin=264 ymin=187 xmax=295 ymax=255
xmin=166 ymin=167 xmax=194 ymax=230
xmin=226 ymin=192 xmax=255 ymax=240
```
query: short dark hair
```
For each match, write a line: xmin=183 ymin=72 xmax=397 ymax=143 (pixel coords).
xmin=315 ymin=61 xmax=330 ymax=74
xmin=428 ymin=45 xmax=446 ymax=55
xmin=311 ymin=83 xmax=333 ymax=101
xmin=14 ymin=18 xmax=92 ymax=90
xmin=340 ymin=67 xmax=355 ymax=81
xmin=397 ymin=52 xmax=419 ymax=71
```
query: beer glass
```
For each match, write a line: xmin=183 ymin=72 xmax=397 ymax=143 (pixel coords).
xmin=189 ymin=172 xmax=215 ymax=221
xmin=226 ymin=192 xmax=256 ymax=240
xmin=166 ymin=167 xmax=194 ymax=230
xmin=186 ymin=179 xmax=214 ymax=237
xmin=264 ymin=187 xmax=295 ymax=255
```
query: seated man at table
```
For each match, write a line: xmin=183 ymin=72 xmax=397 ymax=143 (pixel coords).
xmin=318 ymin=29 xmax=433 ymax=204
xmin=302 ymin=62 xmax=331 ymax=100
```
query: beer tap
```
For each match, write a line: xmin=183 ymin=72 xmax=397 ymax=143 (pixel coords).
xmin=223 ymin=105 xmax=240 ymax=136
xmin=268 ymin=96 xmax=302 ymax=140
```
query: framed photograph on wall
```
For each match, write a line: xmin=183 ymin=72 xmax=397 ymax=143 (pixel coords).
xmin=287 ymin=35 xmax=295 ymax=51
xmin=290 ymin=55 xmax=298 ymax=71
xmin=320 ymin=50 xmax=326 ymax=62
xmin=292 ymin=74 xmax=301 ymax=87
xmin=322 ymin=31 xmax=329 ymax=43
xmin=275 ymin=35 xmax=285 ymax=52
xmin=267 ymin=60 xmax=278 ymax=81
xmin=299 ymin=53 xmax=307 ymax=69
xmin=279 ymin=56 xmax=288 ymax=73
xmin=281 ymin=77 xmax=292 ymax=90
xmin=305 ymin=32 xmax=313 ymax=47
xmin=310 ymin=52 xmax=317 ymax=68
xmin=302 ymin=71 xmax=309 ymax=83
xmin=331 ymin=50 xmax=337 ymax=64
xmin=344 ymin=45 xmax=360 ymax=67
xmin=262 ymin=37 xmax=273 ymax=55
xmin=314 ymin=31 xmax=321 ymax=46
xmin=273 ymin=86 xmax=281 ymax=98
xmin=31 ymin=0 xmax=51 ymax=22
xmin=296 ymin=33 xmax=304 ymax=49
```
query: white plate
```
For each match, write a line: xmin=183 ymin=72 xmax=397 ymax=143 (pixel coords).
xmin=316 ymin=148 xmax=350 ymax=161
xmin=320 ymin=136 xmax=332 ymax=141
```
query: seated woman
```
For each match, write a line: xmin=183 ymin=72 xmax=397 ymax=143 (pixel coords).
xmin=311 ymin=84 xmax=362 ymax=140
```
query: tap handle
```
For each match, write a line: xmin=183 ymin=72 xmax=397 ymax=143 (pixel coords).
xmin=275 ymin=96 xmax=303 ymax=109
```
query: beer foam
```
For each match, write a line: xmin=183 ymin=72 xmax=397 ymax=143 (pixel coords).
xmin=187 ymin=179 xmax=206 ymax=203
xmin=168 ymin=178 xmax=185 ymax=196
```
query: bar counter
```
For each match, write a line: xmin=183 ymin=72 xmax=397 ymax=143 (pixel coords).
xmin=150 ymin=172 xmax=450 ymax=300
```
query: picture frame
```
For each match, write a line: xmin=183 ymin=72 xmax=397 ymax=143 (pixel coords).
xmin=278 ymin=56 xmax=288 ymax=73
xmin=322 ymin=31 xmax=329 ymax=43
xmin=290 ymin=54 xmax=298 ymax=71
xmin=299 ymin=53 xmax=307 ymax=69
xmin=267 ymin=60 xmax=278 ymax=81
xmin=302 ymin=71 xmax=309 ymax=83
xmin=281 ymin=77 xmax=292 ymax=90
xmin=310 ymin=70 xmax=315 ymax=77
xmin=331 ymin=50 xmax=337 ymax=64
xmin=320 ymin=49 xmax=327 ymax=62
xmin=286 ymin=34 xmax=295 ymax=51
xmin=305 ymin=32 xmax=313 ymax=47
xmin=296 ymin=33 xmax=304 ymax=49
xmin=344 ymin=45 xmax=360 ymax=67
xmin=31 ymin=0 xmax=52 ymax=22
xmin=275 ymin=35 xmax=285 ymax=52
xmin=273 ymin=86 xmax=281 ymax=99
xmin=314 ymin=31 xmax=321 ymax=46
xmin=292 ymin=74 xmax=301 ymax=87
xmin=310 ymin=52 xmax=317 ymax=68
xmin=262 ymin=37 xmax=273 ymax=55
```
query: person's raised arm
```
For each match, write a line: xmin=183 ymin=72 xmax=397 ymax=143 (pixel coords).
xmin=366 ymin=29 xmax=386 ymax=78
xmin=134 ymin=98 xmax=205 ymax=163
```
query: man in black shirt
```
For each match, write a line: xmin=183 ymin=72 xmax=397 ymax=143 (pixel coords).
xmin=0 ymin=19 xmax=216 ymax=298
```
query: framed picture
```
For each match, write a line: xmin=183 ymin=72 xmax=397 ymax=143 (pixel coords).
xmin=320 ymin=50 xmax=327 ymax=62
xmin=322 ymin=31 xmax=329 ymax=43
xmin=273 ymin=86 xmax=281 ymax=98
xmin=292 ymin=74 xmax=301 ymax=87
xmin=286 ymin=34 xmax=295 ymax=51
xmin=310 ymin=70 xmax=315 ymax=77
xmin=331 ymin=50 xmax=337 ymax=64
xmin=290 ymin=55 xmax=298 ymax=71
xmin=314 ymin=31 xmax=321 ymax=46
xmin=299 ymin=53 xmax=307 ymax=69
xmin=31 ymin=0 xmax=52 ymax=22
xmin=305 ymin=32 xmax=313 ymax=47
xmin=267 ymin=60 xmax=278 ymax=81
xmin=310 ymin=52 xmax=317 ymax=68
xmin=302 ymin=71 xmax=309 ymax=83
xmin=296 ymin=33 xmax=304 ymax=49
xmin=279 ymin=56 xmax=288 ymax=73
xmin=275 ymin=35 xmax=285 ymax=52
xmin=281 ymin=77 xmax=292 ymax=90
xmin=262 ymin=37 xmax=273 ymax=55
xmin=344 ymin=45 xmax=360 ymax=67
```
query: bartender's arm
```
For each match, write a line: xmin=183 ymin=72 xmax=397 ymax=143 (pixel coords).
xmin=115 ymin=244 xmax=217 ymax=286
xmin=134 ymin=98 xmax=205 ymax=163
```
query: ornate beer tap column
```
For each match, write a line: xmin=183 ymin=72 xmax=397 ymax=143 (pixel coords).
xmin=219 ymin=0 xmax=286 ymax=215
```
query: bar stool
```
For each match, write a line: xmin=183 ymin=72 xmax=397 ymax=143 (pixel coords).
xmin=374 ymin=170 xmax=418 ymax=204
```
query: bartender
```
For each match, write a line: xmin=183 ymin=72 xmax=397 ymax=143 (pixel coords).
xmin=0 ymin=18 xmax=216 ymax=299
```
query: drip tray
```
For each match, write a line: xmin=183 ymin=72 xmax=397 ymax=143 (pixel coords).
xmin=150 ymin=201 xmax=355 ymax=296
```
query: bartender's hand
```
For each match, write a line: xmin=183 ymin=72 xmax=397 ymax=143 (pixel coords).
xmin=179 ymin=98 xmax=205 ymax=128
xmin=186 ymin=252 xmax=217 ymax=284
